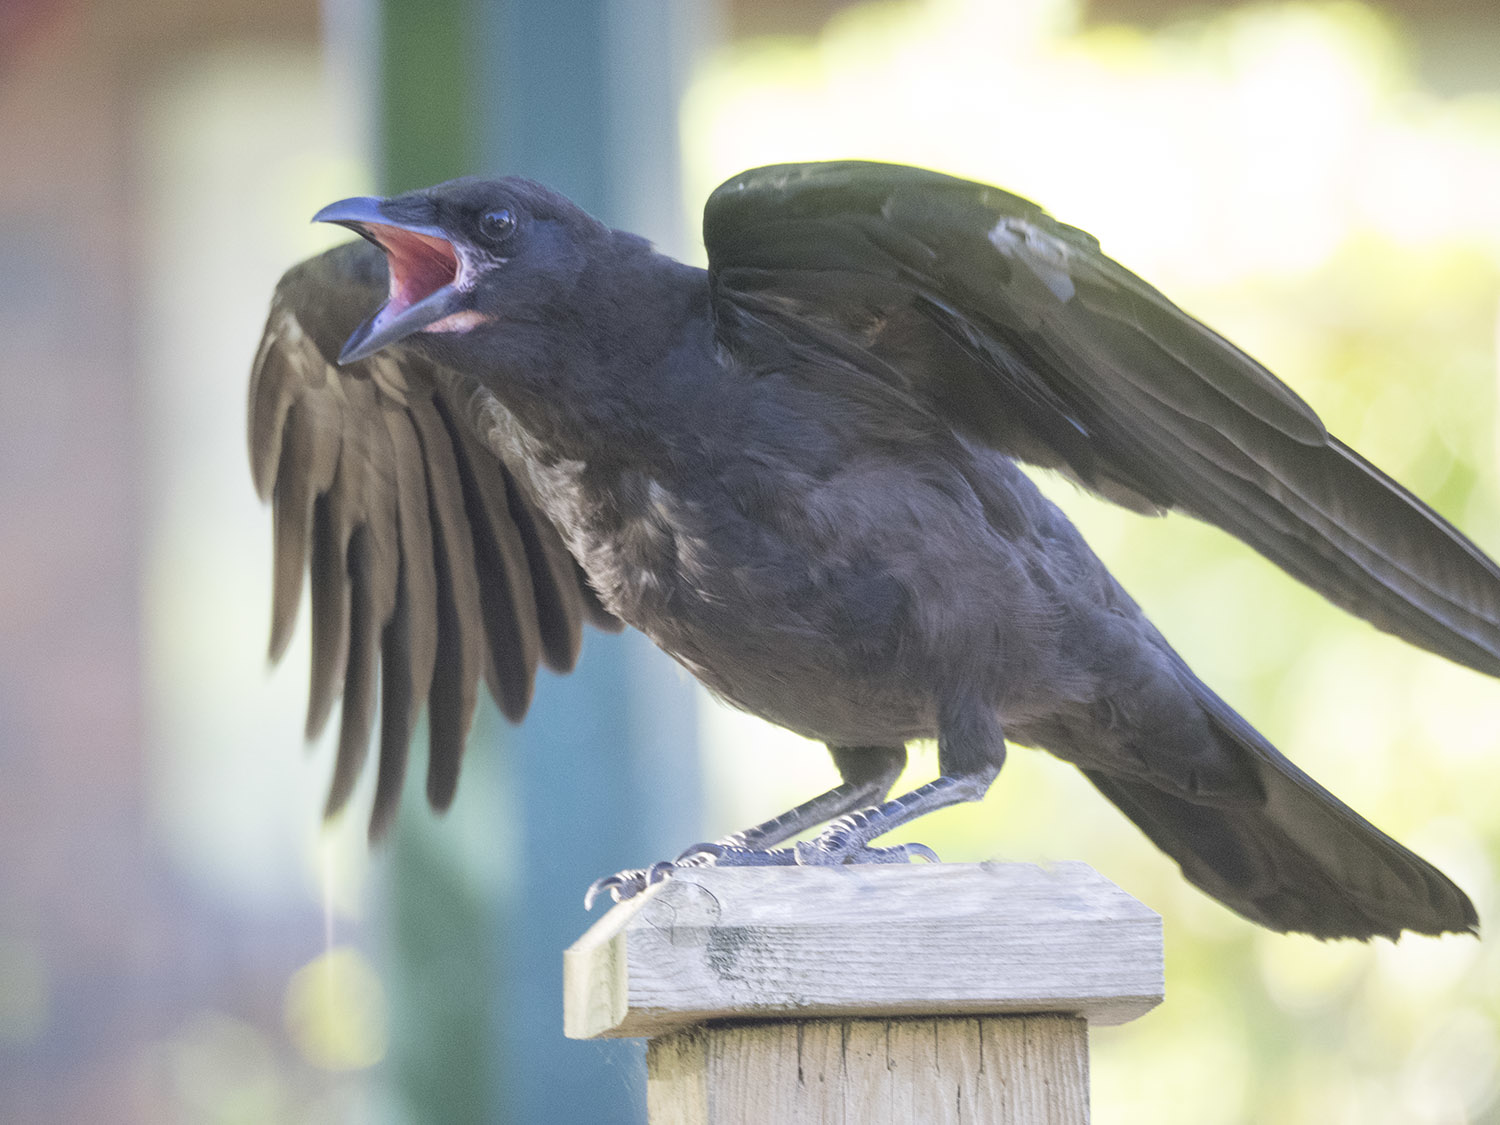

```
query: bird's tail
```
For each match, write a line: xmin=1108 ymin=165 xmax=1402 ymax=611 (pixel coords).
xmin=1081 ymin=680 xmax=1477 ymax=940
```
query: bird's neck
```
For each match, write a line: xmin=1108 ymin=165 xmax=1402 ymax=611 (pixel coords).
xmin=484 ymin=243 xmax=719 ymax=467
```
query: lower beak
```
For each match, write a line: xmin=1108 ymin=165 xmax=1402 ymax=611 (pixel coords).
xmin=312 ymin=196 xmax=466 ymax=365
xmin=336 ymin=284 xmax=465 ymax=365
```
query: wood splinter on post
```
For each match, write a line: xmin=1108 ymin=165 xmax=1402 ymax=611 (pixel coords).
xmin=564 ymin=862 xmax=1164 ymax=1124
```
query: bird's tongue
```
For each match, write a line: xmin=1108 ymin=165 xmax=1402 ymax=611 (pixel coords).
xmin=366 ymin=224 xmax=459 ymax=314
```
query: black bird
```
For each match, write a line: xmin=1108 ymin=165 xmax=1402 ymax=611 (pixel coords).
xmin=249 ymin=161 xmax=1496 ymax=940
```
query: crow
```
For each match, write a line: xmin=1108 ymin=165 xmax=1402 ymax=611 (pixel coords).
xmin=248 ymin=161 xmax=1496 ymax=940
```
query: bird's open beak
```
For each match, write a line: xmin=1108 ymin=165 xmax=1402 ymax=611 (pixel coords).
xmin=314 ymin=196 xmax=468 ymax=364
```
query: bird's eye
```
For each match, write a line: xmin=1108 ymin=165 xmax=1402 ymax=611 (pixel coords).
xmin=479 ymin=208 xmax=517 ymax=244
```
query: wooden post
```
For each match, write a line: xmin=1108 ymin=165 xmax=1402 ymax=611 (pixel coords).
xmin=564 ymin=863 xmax=1163 ymax=1124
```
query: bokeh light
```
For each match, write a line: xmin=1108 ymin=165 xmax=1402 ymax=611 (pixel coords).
xmin=283 ymin=947 xmax=389 ymax=1072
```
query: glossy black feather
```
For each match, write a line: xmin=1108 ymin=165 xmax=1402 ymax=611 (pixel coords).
xmin=705 ymin=161 xmax=1500 ymax=677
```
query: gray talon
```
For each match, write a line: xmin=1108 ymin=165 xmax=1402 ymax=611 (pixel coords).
xmin=584 ymin=875 xmax=623 ymax=910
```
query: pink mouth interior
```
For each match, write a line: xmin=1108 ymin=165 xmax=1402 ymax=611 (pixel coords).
xmin=365 ymin=224 xmax=459 ymax=313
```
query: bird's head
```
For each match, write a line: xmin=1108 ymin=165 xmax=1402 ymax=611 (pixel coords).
xmin=314 ymin=177 xmax=608 ymax=366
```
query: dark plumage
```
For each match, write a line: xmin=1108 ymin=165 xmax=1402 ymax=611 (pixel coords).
xmin=249 ymin=161 xmax=1495 ymax=939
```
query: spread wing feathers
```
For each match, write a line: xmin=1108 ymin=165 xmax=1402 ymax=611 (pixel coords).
xmin=248 ymin=239 xmax=610 ymax=838
xmin=704 ymin=161 xmax=1500 ymax=677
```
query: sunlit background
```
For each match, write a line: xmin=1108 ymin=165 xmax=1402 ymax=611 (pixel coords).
xmin=2 ymin=0 xmax=1499 ymax=1121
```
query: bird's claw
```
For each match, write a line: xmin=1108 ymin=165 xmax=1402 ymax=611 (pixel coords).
xmin=584 ymin=861 xmax=684 ymax=909
xmin=582 ymin=873 xmax=625 ymax=910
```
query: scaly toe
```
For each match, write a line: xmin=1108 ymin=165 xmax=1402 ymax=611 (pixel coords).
xmin=673 ymin=841 xmax=725 ymax=863
xmin=793 ymin=832 xmax=942 ymax=867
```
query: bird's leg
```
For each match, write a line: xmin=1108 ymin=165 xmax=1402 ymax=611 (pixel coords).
xmin=707 ymin=744 xmax=909 ymax=851
xmin=794 ymin=696 xmax=1005 ymax=867
xmin=584 ymin=745 xmax=906 ymax=908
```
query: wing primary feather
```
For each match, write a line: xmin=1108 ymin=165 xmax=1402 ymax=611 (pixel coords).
xmin=425 ymin=526 xmax=471 ymax=813
xmin=305 ymin=492 xmax=351 ymax=741
xmin=248 ymin=322 xmax=300 ymax=501
xmin=949 ymin=298 xmax=1500 ymax=668
xmin=433 ymin=396 xmax=542 ymax=721
xmin=268 ymin=482 xmax=309 ymax=664
xmin=267 ymin=396 xmax=343 ymax=662
xmin=1071 ymin=356 xmax=1500 ymax=673
xmin=434 ymin=372 xmax=592 ymax=671
xmin=367 ymin=403 xmax=441 ymax=838
xmin=326 ymin=526 xmax=378 ymax=818
xmin=508 ymin=487 xmax=586 ymax=672
xmin=324 ymin=378 xmax=402 ymax=819
xmin=408 ymin=398 xmax=485 ymax=811
xmin=1042 ymin=309 xmax=1500 ymax=660
xmin=382 ymin=404 xmax=440 ymax=691
xmin=370 ymin=583 xmax=414 ymax=841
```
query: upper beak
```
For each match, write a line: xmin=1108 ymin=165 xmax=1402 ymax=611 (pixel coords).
xmin=313 ymin=196 xmax=466 ymax=365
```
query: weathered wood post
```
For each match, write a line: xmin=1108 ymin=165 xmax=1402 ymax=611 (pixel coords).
xmin=564 ymin=863 xmax=1163 ymax=1123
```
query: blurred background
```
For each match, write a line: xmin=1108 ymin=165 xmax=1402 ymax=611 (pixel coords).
xmin=2 ymin=0 xmax=1499 ymax=1121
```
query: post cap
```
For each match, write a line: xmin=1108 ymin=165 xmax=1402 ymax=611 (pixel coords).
xmin=564 ymin=862 xmax=1164 ymax=1040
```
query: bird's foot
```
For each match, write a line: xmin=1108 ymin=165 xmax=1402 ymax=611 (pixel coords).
xmin=793 ymin=810 xmax=941 ymax=867
xmin=583 ymin=820 xmax=941 ymax=909
xmin=583 ymin=861 xmax=677 ymax=909
xmin=584 ymin=840 xmax=796 ymax=909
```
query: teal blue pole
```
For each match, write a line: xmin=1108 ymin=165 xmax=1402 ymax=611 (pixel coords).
xmin=374 ymin=1 xmax=710 ymax=1121
xmin=475 ymin=6 xmax=707 ymax=1119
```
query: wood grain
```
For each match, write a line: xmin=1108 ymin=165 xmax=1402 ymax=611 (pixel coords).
xmin=645 ymin=1015 xmax=1090 ymax=1124
xmin=565 ymin=863 xmax=1163 ymax=1040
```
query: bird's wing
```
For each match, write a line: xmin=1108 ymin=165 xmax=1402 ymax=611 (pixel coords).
xmin=248 ymin=239 xmax=619 ymax=838
xmin=704 ymin=161 xmax=1500 ymax=676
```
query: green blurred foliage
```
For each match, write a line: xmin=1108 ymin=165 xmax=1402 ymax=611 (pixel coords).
xmin=379 ymin=0 xmax=476 ymax=193
xmin=384 ymin=824 xmax=501 ymax=1123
